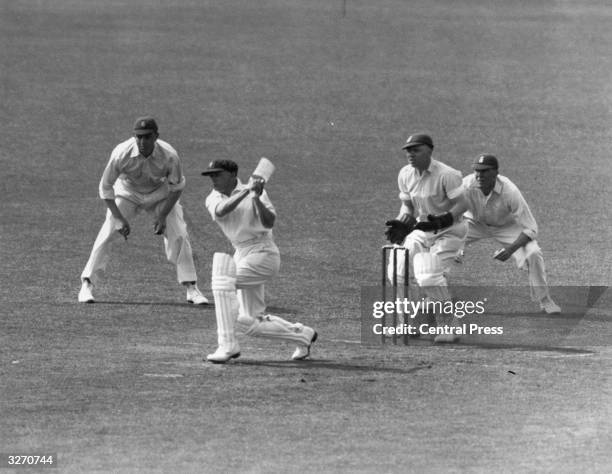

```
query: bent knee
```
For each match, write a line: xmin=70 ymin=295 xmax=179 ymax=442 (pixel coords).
xmin=413 ymin=252 xmax=447 ymax=287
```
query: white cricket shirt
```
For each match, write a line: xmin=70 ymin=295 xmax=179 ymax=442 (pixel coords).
xmin=205 ymin=180 xmax=276 ymax=247
xmin=462 ymin=173 xmax=538 ymax=240
xmin=397 ymin=159 xmax=463 ymax=220
xmin=98 ymin=138 xmax=186 ymax=200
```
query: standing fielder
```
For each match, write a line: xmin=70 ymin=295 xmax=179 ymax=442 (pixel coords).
xmin=201 ymin=159 xmax=317 ymax=363
xmin=384 ymin=134 xmax=468 ymax=342
xmin=457 ymin=154 xmax=561 ymax=314
xmin=78 ymin=117 xmax=208 ymax=305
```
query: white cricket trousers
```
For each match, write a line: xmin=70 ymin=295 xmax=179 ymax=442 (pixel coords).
xmin=81 ymin=196 xmax=198 ymax=285
xmin=230 ymin=238 xmax=313 ymax=345
xmin=233 ymin=237 xmax=281 ymax=319
xmin=463 ymin=219 xmax=551 ymax=302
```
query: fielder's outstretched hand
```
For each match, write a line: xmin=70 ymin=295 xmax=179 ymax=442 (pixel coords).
xmin=384 ymin=217 xmax=417 ymax=244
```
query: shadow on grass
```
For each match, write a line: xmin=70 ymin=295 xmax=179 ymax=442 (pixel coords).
xmin=372 ymin=339 xmax=596 ymax=355
xmin=474 ymin=311 xmax=611 ymax=322
xmin=69 ymin=302 xmax=300 ymax=315
xmin=452 ymin=341 xmax=595 ymax=355
xmin=233 ymin=359 xmax=431 ymax=375
xmin=266 ymin=305 xmax=299 ymax=315
xmin=73 ymin=300 xmax=213 ymax=308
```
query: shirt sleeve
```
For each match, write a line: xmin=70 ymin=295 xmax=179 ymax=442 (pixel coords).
xmin=98 ymin=148 xmax=121 ymax=200
xmin=205 ymin=191 xmax=224 ymax=221
xmin=443 ymin=170 xmax=464 ymax=200
xmin=397 ymin=167 xmax=412 ymax=202
xmin=506 ymin=184 xmax=538 ymax=240
xmin=166 ymin=154 xmax=186 ymax=192
xmin=258 ymin=190 xmax=276 ymax=215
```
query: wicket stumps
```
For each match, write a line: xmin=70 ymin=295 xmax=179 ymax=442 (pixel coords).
xmin=381 ymin=245 xmax=409 ymax=345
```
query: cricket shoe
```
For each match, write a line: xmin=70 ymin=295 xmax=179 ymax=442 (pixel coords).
xmin=206 ymin=345 xmax=241 ymax=364
xmin=78 ymin=279 xmax=95 ymax=303
xmin=291 ymin=329 xmax=318 ymax=361
xmin=540 ymin=297 xmax=561 ymax=314
xmin=186 ymin=284 xmax=209 ymax=305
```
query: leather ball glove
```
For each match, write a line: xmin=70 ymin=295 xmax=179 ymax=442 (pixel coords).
xmin=384 ymin=217 xmax=417 ymax=244
xmin=414 ymin=212 xmax=454 ymax=234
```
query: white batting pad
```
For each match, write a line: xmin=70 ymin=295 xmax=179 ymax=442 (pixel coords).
xmin=211 ymin=252 xmax=239 ymax=348
xmin=245 ymin=315 xmax=313 ymax=345
xmin=252 ymin=157 xmax=275 ymax=182
xmin=413 ymin=252 xmax=451 ymax=304
xmin=213 ymin=289 xmax=239 ymax=348
xmin=413 ymin=252 xmax=447 ymax=287
xmin=211 ymin=252 xmax=237 ymax=291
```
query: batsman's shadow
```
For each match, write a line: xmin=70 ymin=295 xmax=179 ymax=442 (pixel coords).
xmin=87 ymin=302 xmax=298 ymax=315
xmin=90 ymin=300 xmax=214 ymax=308
xmin=235 ymin=359 xmax=430 ymax=375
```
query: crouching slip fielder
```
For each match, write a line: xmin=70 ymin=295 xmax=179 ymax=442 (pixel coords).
xmin=384 ymin=134 xmax=467 ymax=342
xmin=79 ymin=116 xmax=208 ymax=304
xmin=457 ymin=154 xmax=561 ymax=314
xmin=201 ymin=159 xmax=317 ymax=363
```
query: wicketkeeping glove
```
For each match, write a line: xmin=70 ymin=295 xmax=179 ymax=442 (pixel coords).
xmin=413 ymin=212 xmax=454 ymax=234
xmin=384 ymin=217 xmax=417 ymax=244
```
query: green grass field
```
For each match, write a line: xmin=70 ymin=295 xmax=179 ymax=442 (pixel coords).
xmin=1 ymin=1 xmax=611 ymax=472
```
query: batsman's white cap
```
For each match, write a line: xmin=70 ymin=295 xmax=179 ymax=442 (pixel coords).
xmin=252 ymin=157 xmax=275 ymax=182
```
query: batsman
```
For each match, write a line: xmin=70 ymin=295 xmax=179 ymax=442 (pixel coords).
xmin=384 ymin=134 xmax=467 ymax=342
xmin=201 ymin=158 xmax=318 ymax=363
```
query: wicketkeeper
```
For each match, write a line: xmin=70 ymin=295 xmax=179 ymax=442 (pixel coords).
xmin=384 ymin=134 xmax=467 ymax=342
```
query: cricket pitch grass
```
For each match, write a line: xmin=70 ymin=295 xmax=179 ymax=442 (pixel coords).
xmin=1 ymin=0 xmax=611 ymax=472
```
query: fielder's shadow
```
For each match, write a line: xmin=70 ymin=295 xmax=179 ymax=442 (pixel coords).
xmin=234 ymin=359 xmax=431 ymax=375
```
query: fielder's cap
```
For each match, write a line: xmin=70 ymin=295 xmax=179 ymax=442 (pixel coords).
xmin=402 ymin=133 xmax=434 ymax=150
xmin=473 ymin=154 xmax=499 ymax=170
xmin=201 ymin=159 xmax=238 ymax=176
xmin=133 ymin=116 xmax=158 ymax=135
